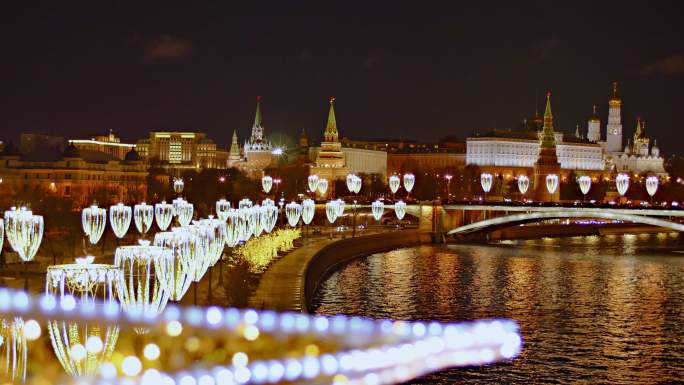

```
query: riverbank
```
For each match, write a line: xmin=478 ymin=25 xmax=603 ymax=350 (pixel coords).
xmin=248 ymin=230 xmax=432 ymax=312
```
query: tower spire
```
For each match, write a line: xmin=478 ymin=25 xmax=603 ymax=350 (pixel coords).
xmin=253 ymin=96 xmax=263 ymax=129
xmin=324 ymin=96 xmax=339 ymax=142
xmin=540 ymin=91 xmax=556 ymax=148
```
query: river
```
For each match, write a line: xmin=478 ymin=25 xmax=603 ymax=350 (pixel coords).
xmin=311 ymin=233 xmax=684 ymax=384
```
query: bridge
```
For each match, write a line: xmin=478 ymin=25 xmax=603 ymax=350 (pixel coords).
xmin=352 ymin=203 xmax=684 ymax=238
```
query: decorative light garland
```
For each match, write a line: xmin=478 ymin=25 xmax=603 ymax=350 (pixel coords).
xmin=4 ymin=207 xmax=44 ymax=262
xmin=216 ymin=199 xmax=231 ymax=221
xmin=335 ymin=199 xmax=345 ymax=218
xmin=577 ymin=176 xmax=592 ymax=197
xmin=325 ymin=201 xmax=339 ymax=225
xmin=173 ymin=178 xmax=184 ymax=194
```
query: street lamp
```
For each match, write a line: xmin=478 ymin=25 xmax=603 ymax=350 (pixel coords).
xmin=153 ymin=229 xmax=197 ymax=301
xmin=286 ymin=201 xmax=302 ymax=228
xmin=325 ymin=200 xmax=339 ymax=238
xmin=394 ymin=200 xmax=407 ymax=228
xmin=346 ymin=174 xmax=362 ymax=237
xmin=216 ymin=199 xmax=231 ymax=221
xmin=445 ymin=174 xmax=453 ymax=200
xmin=318 ymin=178 xmax=329 ymax=197
xmin=174 ymin=199 xmax=194 ymax=227
xmin=389 ymin=175 xmax=401 ymax=197
xmin=173 ymin=178 xmax=184 ymax=194
xmin=403 ymin=173 xmax=415 ymax=198
xmin=302 ymin=198 xmax=315 ymax=238
xmin=517 ymin=175 xmax=530 ymax=197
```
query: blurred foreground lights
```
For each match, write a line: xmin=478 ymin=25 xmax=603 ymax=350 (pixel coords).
xmin=122 ymin=355 xmax=142 ymax=376
xmin=23 ymin=319 xmax=41 ymax=340
xmin=85 ymin=335 xmax=104 ymax=353
xmin=70 ymin=344 xmax=87 ymax=362
xmin=243 ymin=325 xmax=260 ymax=341
xmin=144 ymin=343 xmax=161 ymax=360
xmin=232 ymin=352 xmax=249 ymax=367
xmin=166 ymin=320 xmax=183 ymax=336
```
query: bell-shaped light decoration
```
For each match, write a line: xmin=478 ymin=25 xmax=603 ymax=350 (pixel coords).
xmin=45 ymin=262 xmax=122 ymax=376
xmin=517 ymin=175 xmax=530 ymax=195
xmin=176 ymin=201 xmax=194 ymax=227
xmin=371 ymin=200 xmax=384 ymax=221
xmin=223 ymin=209 xmax=241 ymax=247
xmin=4 ymin=208 xmax=43 ymax=262
xmin=239 ymin=198 xmax=253 ymax=210
xmin=173 ymin=178 xmax=184 ymax=194
xmin=646 ymin=176 xmax=659 ymax=197
xmin=262 ymin=204 xmax=278 ymax=234
xmin=197 ymin=216 xmax=227 ymax=266
xmin=394 ymin=200 xmax=407 ymax=220
xmin=325 ymin=201 xmax=339 ymax=224
xmin=185 ymin=224 xmax=217 ymax=281
xmin=262 ymin=175 xmax=273 ymax=194
xmin=616 ymin=173 xmax=630 ymax=197
xmin=286 ymin=202 xmax=302 ymax=227
xmin=546 ymin=174 xmax=559 ymax=194
xmin=335 ymin=198 xmax=345 ymax=218
xmin=302 ymin=199 xmax=315 ymax=225
xmin=81 ymin=204 xmax=106 ymax=244
xmin=346 ymin=174 xmax=362 ymax=194
xmin=154 ymin=201 xmax=173 ymax=231
xmin=389 ymin=175 xmax=401 ymax=194
xmin=216 ymin=199 xmax=231 ymax=221
xmin=133 ymin=203 xmax=154 ymax=235
xmin=0 ymin=318 xmax=29 ymax=381
xmin=480 ymin=173 xmax=493 ymax=193
xmin=403 ymin=173 xmax=415 ymax=193
xmin=154 ymin=230 xmax=196 ymax=301
xmin=318 ymin=178 xmax=329 ymax=196
xmin=308 ymin=174 xmax=320 ymax=194
xmin=114 ymin=240 xmax=174 ymax=317
xmin=578 ymin=176 xmax=592 ymax=196
xmin=109 ymin=203 xmax=131 ymax=239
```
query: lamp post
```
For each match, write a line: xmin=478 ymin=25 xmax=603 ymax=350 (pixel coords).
xmin=517 ymin=175 xmax=530 ymax=201
xmin=302 ymin=199 xmax=315 ymax=239
xmin=389 ymin=175 xmax=401 ymax=200
xmin=403 ymin=173 xmax=415 ymax=200
xmin=577 ymin=176 xmax=592 ymax=202
xmin=262 ymin=175 xmax=273 ymax=194
xmin=616 ymin=173 xmax=629 ymax=198
xmin=480 ymin=173 xmax=493 ymax=201
xmin=4 ymin=207 xmax=43 ymax=290
xmin=325 ymin=200 xmax=339 ymax=239
xmin=308 ymin=174 xmax=320 ymax=199
xmin=445 ymin=174 xmax=453 ymax=201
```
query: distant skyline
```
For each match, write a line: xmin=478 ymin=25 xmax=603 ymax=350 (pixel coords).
xmin=1 ymin=2 xmax=682 ymax=153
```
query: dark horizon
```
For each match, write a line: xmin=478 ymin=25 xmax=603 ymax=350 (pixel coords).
xmin=1 ymin=2 xmax=683 ymax=153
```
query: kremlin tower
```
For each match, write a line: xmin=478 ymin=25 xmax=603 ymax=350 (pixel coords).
xmin=310 ymin=97 xmax=349 ymax=186
xmin=533 ymin=91 xmax=561 ymax=202
xmin=605 ymin=82 xmax=623 ymax=152
xmin=243 ymin=96 xmax=273 ymax=176
xmin=587 ymin=105 xmax=601 ymax=142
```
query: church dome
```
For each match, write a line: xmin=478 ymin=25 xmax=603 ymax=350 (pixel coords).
xmin=124 ymin=147 xmax=141 ymax=162
xmin=62 ymin=143 xmax=81 ymax=158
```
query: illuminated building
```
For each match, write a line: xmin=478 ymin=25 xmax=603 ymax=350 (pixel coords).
xmin=135 ymin=131 xmax=227 ymax=169
xmin=69 ymin=129 xmax=136 ymax=160
xmin=0 ymin=142 xmax=148 ymax=206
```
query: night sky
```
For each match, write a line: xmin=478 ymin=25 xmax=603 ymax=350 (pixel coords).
xmin=1 ymin=2 xmax=683 ymax=153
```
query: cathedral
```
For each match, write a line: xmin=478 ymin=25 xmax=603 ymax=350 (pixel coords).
xmin=227 ymin=96 xmax=274 ymax=177
xmin=587 ymin=82 xmax=666 ymax=177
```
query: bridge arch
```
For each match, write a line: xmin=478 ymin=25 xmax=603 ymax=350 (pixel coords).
xmin=446 ymin=210 xmax=684 ymax=236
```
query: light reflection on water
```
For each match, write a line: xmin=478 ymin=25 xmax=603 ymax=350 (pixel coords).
xmin=312 ymin=233 xmax=684 ymax=384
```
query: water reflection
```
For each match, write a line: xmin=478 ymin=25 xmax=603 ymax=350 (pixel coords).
xmin=312 ymin=233 xmax=684 ymax=384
